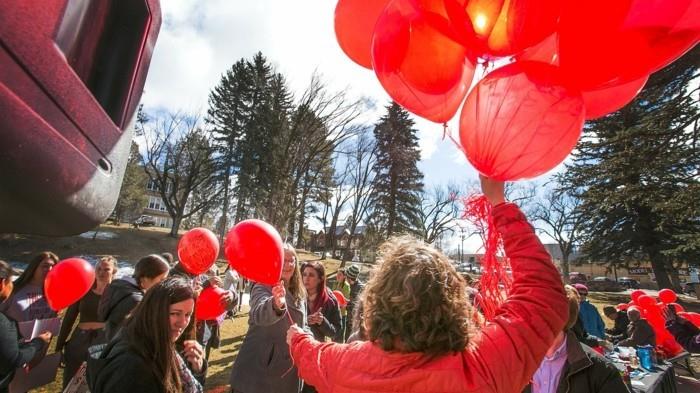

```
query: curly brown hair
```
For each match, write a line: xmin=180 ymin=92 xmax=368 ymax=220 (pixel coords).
xmin=361 ymin=237 xmax=473 ymax=358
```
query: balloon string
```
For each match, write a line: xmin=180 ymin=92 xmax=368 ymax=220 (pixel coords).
xmin=281 ymin=308 xmax=296 ymax=378
xmin=441 ymin=123 xmax=463 ymax=151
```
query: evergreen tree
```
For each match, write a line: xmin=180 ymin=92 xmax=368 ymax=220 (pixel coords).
xmin=113 ymin=142 xmax=147 ymax=223
xmin=370 ymin=102 xmax=424 ymax=237
xmin=560 ymin=48 xmax=699 ymax=290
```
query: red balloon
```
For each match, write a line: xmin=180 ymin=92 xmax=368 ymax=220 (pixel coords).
xmin=678 ymin=312 xmax=700 ymax=327
xmin=558 ymin=0 xmax=698 ymax=90
xmin=178 ymin=228 xmax=220 ymax=275
xmin=372 ymin=0 xmax=475 ymax=122
xmin=630 ymin=289 xmax=646 ymax=303
xmin=196 ymin=286 xmax=227 ymax=321
xmin=45 ymin=258 xmax=95 ymax=311
xmin=453 ymin=0 xmax=563 ymax=58
xmin=224 ymin=219 xmax=283 ymax=285
xmin=617 ymin=303 xmax=629 ymax=311
xmin=459 ymin=61 xmax=584 ymax=181
xmin=658 ymin=288 xmax=678 ymax=304
xmin=335 ymin=0 xmax=391 ymax=69
xmin=517 ymin=33 xmax=648 ymax=119
xmin=581 ymin=76 xmax=648 ymax=120
xmin=332 ymin=290 xmax=348 ymax=307
xmin=637 ymin=294 xmax=657 ymax=309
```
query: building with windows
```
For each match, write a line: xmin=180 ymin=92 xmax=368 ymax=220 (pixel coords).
xmin=143 ymin=178 xmax=173 ymax=228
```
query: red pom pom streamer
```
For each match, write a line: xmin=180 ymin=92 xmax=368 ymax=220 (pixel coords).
xmin=461 ymin=193 xmax=512 ymax=321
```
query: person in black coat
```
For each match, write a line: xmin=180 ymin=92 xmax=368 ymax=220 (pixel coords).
xmin=0 ymin=260 xmax=51 ymax=393
xmin=603 ymin=305 xmax=630 ymax=342
xmin=98 ymin=254 xmax=169 ymax=340
xmin=524 ymin=285 xmax=629 ymax=393
xmin=87 ymin=277 xmax=206 ymax=393
xmin=662 ymin=305 xmax=700 ymax=353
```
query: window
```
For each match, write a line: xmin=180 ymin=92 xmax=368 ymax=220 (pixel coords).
xmin=147 ymin=179 xmax=158 ymax=191
xmin=147 ymin=196 xmax=166 ymax=211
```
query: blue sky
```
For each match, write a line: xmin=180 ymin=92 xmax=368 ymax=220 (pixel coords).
xmin=140 ymin=0 xmax=557 ymax=252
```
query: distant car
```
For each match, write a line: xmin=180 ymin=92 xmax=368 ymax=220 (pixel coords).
xmin=587 ymin=276 xmax=624 ymax=292
xmin=617 ymin=277 xmax=641 ymax=289
xmin=133 ymin=215 xmax=156 ymax=227
xmin=681 ymin=281 xmax=698 ymax=295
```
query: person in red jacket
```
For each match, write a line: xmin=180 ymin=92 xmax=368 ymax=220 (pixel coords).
xmin=286 ymin=176 xmax=568 ymax=393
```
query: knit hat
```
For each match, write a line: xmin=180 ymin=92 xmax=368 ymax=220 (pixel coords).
xmin=573 ymin=283 xmax=588 ymax=295
xmin=346 ymin=264 xmax=360 ymax=280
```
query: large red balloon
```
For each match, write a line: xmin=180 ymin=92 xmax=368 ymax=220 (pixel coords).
xmin=335 ymin=0 xmax=392 ymax=69
xmin=45 ymin=258 xmax=95 ymax=311
xmin=557 ymin=0 xmax=698 ymax=90
xmin=637 ymin=294 xmax=657 ymax=309
xmin=518 ymin=33 xmax=648 ymax=119
xmin=178 ymin=228 xmax=219 ymax=276
xmin=452 ymin=0 xmax=563 ymax=58
xmin=658 ymin=288 xmax=678 ymax=304
xmin=196 ymin=286 xmax=227 ymax=321
xmin=459 ymin=61 xmax=584 ymax=181
xmin=678 ymin=312 xmax=700 ymax=327
xmin=224 ymin=219 xmax=283 ymax=285
xmin=372 ymin=0 xmax=475 ymax=123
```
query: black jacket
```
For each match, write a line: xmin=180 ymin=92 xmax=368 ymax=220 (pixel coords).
xmin=666 ymin=316 xmax=700 ymax=353
xmin=606 ymin=313 xmax=630 ymax=340
xmin=87 ymin=336 xmax=162 ymax=393
xmin=0 ymin=312 xmax=46 ymax=390
xmin=98 ymin=278 xmax=143 ymax=341
xmin=309 ymin=289 xmax=342 ymax=342
xmin=523 ymin=331 xmax=631 ymax=393
xmin=618 ymin=319 xmax=656 ymax=348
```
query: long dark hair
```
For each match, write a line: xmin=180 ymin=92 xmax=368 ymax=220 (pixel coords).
xmin=0 ymin=260 xmax=13 ymax=301
xmin=11 ymin=251 xmax=59 ymax=295
xmin=301 ymin=261 xmax=330 ymax=314
xmin=133 ymin=254 xmax=170 ymax=288
xmin=124 ymin=277 xmax=196 ymax=393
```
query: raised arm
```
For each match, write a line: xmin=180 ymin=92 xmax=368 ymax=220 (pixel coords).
xmin=464 ymin=177 xmax=568 ymax=392
xmin=248 ymin=283 xmax=286 ymax=326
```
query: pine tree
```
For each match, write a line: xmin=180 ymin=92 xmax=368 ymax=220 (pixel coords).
xmin=560 ymin=48 xmax=699 ymax=290
xmin=370 ymin=102 xmax=424 ymax=238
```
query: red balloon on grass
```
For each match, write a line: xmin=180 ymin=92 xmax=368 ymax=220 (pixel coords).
xmin=45 ymin=258 xmax=95 ymax=311
xmin=178 ymin=228 xmax=219 ymax=275
xmin=335 ymin=0 xmax=391 ymax=69
xmin=372 ymin=0 xmax=475 ymax=123
xmin=658 ymin=288 xmax=678 ymax=304
xmin=224 ymin=219 xmax=283 ymax=285
xmin=557 ymin=0 xmax=698 ymax=90
xmin=196 ymin=286 xmax=227 ymax=321
xmin=459 ymin=61 xmax=584 ymax=181
xmin=333 ymin=290 xmax=348 ymax=307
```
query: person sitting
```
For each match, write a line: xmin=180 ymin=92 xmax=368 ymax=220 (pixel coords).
xmin=573 ymin=284 xmax=606 ymax=339
xmin=0 ymin=260 xmax=52 ymax=393
xmin=618 ymin=307 xmax=656 ymax=348
xmin=603 ymin=305 xmax=630 ymax=342
xmin=98 ymin=254 xmax=170 ymax=340
xmin=87 ymin=277 xmax=206 ymax=393
xmin=286 ymin=176 xmax=568 ymax=393
xmin=523 ymin=285 xmax=630 ymax=393
xmin=662 ymin=305 xmax=700 ymax=353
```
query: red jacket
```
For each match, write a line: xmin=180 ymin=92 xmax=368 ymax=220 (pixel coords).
xmin=290 ymin=203 xmax=567 ymax=393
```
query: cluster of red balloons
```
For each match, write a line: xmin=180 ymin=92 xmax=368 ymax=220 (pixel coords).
xmin=335 ymin=0 xmax=699 ymax=180
xmin=625 ymin=289 xmax=700 ymax=357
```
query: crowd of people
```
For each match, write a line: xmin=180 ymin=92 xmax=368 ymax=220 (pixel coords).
xmin=1 ymin=176 xmax=699 ymax=393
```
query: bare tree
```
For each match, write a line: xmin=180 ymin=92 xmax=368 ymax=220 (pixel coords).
xmin=529 ymin=186 xmax=584 ymax=282
xmin=341 ymin=129 xmax=378 ymax=266
xmin=417 ymin=184 xmax=461 ymax=244
xmin=141 ymin=112 xmax=219 ymax=236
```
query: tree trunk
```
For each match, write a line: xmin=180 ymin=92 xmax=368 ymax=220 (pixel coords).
xmin=561 ymin=254 xmax=570 ymax=283
xmin=170 ymin=216 xmax=182 ymax=237
xmin=648 ymin=248 xmax=672 ymax=289
xmin=296 ymin=194 xmax=307 ymax=249
xmin=666 ymin=259 xmax=683 ymax=292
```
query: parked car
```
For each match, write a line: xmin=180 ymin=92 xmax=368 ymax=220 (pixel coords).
xmin=681 ymin=281 xmax=698 ymax=295
xmin=617 ymin=277 xmax=641 ymax=289
xmin=586 ymin=276 xmax=624 ymax=292
xmin=133 ymin=215 xmax=156 ymax=227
